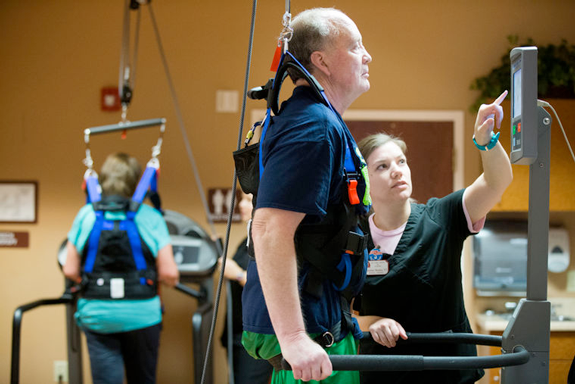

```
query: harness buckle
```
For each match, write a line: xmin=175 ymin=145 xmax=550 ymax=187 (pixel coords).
xmin=345 ymin=231 xmax=369 ymax=256
xmin=347 ymin=178 xmax=360 ymax=205
xmin=314 ymin=331 xmax=335 ymax=348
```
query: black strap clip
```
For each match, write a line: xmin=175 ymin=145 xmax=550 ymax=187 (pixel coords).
xmin=344 ymin=231 xmax=369 ymax=256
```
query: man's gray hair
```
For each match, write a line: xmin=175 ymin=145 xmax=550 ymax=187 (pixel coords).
xmin=287 ymin=8 xmax=348 ymax=82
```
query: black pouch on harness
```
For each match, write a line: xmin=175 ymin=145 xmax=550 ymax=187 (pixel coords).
xmin=232 ymin=143 xmax=260 ymax=195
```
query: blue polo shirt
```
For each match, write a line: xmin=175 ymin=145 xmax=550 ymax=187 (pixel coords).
xmin=242 ymin=86 xmax=358 ymax=338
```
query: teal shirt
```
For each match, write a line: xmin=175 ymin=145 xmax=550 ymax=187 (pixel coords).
xmin=68 ymin=203 xmax=171 ymax=333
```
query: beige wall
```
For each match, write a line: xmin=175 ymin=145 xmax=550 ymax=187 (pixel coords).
xmin=1 ymin=1 xmax=575 ymax=383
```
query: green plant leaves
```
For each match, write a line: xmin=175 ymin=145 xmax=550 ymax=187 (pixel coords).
xmin=470 ymin=36 xmax=575 ymax=112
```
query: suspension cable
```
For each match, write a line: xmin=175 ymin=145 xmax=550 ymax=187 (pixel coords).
xmin=122 ymin=3 xmax=251 ymax=383
xmin=119 ymin=0 xmax=142 ymax=121
xmin=198 ymin=0 xmax=259 ymax=382
xmin=146 ymin=3 xmax=222 ymax=247
xmin=131 ymin=8 xmax=141 ymax=97
xmin=118 ymin=0 xmax=130 ymax=103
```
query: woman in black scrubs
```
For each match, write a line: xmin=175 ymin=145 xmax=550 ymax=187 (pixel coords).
xmin=355 ymin=91 xmax=512 ymax=384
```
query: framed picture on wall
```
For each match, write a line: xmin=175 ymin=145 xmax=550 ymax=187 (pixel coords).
xmin=0 ymin=181 xmax=38 ymax=223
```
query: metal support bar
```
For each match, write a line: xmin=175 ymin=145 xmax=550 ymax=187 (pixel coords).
xmin=279 ymin=333 xmax=530 ymax=372
xmin=501 ymin=106 xmax=552 ymax=383
xmin=380 ymin=332 xmax=502 ymax=347
xmin=225 ymin=280 xmax=235 ymax=384
xmin=65 ymin=285 xmax=83 ymax=384
xmin=280 ymin=347 xmax=529 ymax=372
xmin=526 ymin=106 xmax=552 ymax=301
xmin=85 ymin=118 xmax=166 ymax=136
xmin=193 ymin=300 xmax=214 ymax=384
xmin=175 ymin=282 xmax=205 ymax=300
xmin=11 ymin=295 xmax=73 ymax=384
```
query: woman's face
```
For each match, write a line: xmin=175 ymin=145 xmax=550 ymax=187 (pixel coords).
xmin=238 ymin=193 xmax=253 ymax=222
xmin=366 ymin=141 xmax=412 ymax=205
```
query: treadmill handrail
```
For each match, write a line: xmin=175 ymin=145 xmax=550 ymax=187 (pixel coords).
xmin=280 ymin=346 xmax=529 ymax=372
xmin=175 ymin=282 xmax=205 ymax=300
xmin=11 ymin=294 xmax=74 ymax=384
xmin=363 ymin=331 xmax=503 ymax=347
xmin=280 ymin=333 xmax=530 ymax=372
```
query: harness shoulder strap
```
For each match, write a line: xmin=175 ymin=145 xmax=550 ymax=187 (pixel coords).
xmin=269 ymin=58 xmax=326 ymax=115
xmin=124 ymin=211 xmax=149 ymax=286
xmin=132 ymin=163 xmax=161 ymax=212
xmin=84 ymin=210 xmax=105 ymax=273
xmin=84 ymin=173 xmax=102 ymax=204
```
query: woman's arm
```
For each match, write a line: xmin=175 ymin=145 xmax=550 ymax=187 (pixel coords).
xmin=465 ymin=91 xmax=513 ymax=223
xmin=218 ymin=257 xmax=247 ymax=287
xmin=354 ymin=314 xmax=408 ymax=348
xmin=63 ymin=241 xmax=82 ymax=283
xmin=157 ymin=244 xmax=179 ymax=287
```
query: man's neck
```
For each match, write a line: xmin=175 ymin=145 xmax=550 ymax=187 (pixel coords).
xmin=294 ymin=78 xmax=349 ymax=115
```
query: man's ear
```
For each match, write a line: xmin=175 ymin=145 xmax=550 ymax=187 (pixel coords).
xmin=310 ymin=51 xmax=330 ymax=77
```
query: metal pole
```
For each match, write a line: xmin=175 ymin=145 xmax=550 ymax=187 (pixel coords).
xmin=280 ymin=347 xmax=530 ymax=372
xmin=501 ymin=106 xmax=552 ymax=383
xmin=10 ymin=296 xmax=73 ymax=384
xmin=84 ymin=118 xmax=166 ymax=136
xmin=66 ymin=295 xmax=83 ymax=384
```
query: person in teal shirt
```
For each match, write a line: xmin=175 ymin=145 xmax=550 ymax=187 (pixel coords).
xmin=63 ymin=153 xmax=179 ymax=384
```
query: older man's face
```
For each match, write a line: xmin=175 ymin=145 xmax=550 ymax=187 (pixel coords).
xmin=323 ymin=17 xmax=372 ymax=100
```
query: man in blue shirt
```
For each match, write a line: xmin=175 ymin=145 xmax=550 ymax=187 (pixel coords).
xmin=242 ymin=8 xmax=372 ymax=383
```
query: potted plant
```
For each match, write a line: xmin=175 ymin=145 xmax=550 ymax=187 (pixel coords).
xmin=470 ymin=35 xmax=575 ymax=112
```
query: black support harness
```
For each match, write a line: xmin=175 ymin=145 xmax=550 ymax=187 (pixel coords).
xmin=234 ymin=50 xmax=371 ymax=338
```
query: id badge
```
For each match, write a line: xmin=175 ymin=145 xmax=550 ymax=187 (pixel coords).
xmin=110 ymin=278 xmax=125 ymax=299
xmin=367 ymin=259 xmax=389 ymax=276
xmin=367 ymin=246 xmax=390 ymax=276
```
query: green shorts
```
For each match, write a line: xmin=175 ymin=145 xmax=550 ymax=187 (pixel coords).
xmin=241 ymin=331 xmax=359 ymax=384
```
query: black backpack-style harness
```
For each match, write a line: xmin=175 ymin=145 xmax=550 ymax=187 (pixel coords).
xmin=233 ymin=50 xmax=371 ymax=336
xmin=81 ymin=160 xmax=162 ymax=300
